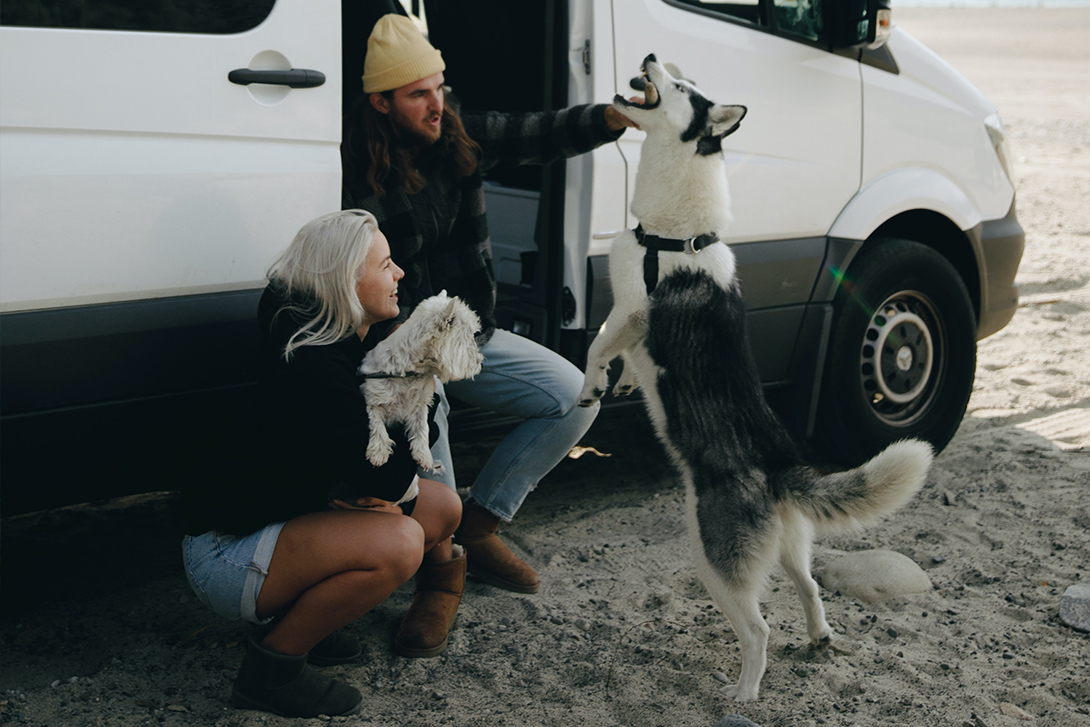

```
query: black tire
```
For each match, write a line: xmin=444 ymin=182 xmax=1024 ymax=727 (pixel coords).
xmin=814 ymin=238 xmax=977 ymax=465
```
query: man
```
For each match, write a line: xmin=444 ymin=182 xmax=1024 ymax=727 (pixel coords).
xmin=342 ymin=14 xmax=634 ymax=603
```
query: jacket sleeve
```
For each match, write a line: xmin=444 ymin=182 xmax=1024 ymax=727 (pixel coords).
xmin=462 ymin=104 xmax=624 ymax=173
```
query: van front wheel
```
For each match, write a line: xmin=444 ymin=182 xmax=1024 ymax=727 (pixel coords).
xmin=815 ymin=238 xmax=977 ymax=466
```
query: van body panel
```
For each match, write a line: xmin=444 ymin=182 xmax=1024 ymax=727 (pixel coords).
xmin=0 ymin=131 xmax=339 ymax=312
xmin=861 ymin=28 xmax=1014 ymax=223
xmin=0 ymin=1 xmax=342 ymax=313
xmin=971 ymin=203 xmax=1024 ymax=340
xmin=610 ymin=0 xmax=863 ymax=245
xmin=1 ymin=290 xmax=261 ymax=414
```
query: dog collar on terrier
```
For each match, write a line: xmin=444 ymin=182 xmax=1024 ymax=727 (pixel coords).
xmin=359 ymin=371 xmax=427 ymax=379
xmin=635 ymin=224 xmax=720 ymax=294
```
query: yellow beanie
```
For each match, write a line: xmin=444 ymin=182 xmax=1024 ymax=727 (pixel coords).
xmin=362 ymin=14 xmax=446 ymax=94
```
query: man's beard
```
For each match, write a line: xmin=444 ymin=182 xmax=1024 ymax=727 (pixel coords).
xmin=388 ymin=106 xmax=443 ymax=148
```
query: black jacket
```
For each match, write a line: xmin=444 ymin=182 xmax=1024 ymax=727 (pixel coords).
xmin=182 ymin=283 xmax=431 ymax=536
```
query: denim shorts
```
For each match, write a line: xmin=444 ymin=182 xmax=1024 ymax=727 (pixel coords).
xmin=181 ymin=522 xmax=285 ymax=624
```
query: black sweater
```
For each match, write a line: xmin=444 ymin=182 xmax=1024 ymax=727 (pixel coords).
xmin=181 ymin=284 xmax=428 ymax=536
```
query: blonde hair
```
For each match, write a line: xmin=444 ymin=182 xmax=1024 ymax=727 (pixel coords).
xmin=266 ymin=210 xmax=379 ymax=360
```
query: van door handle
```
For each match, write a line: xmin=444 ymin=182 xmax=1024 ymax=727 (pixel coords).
xmin=228 ymin=69 xmax=326 ymax=88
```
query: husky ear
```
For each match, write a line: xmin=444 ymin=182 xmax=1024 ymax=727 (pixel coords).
xmin=709 ymin=104 xmax=747 ymax=138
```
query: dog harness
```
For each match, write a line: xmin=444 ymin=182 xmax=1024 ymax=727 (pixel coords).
xmin=634 ymin=224 xmax=720 ymax=294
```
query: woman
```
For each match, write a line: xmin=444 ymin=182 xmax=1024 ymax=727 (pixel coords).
xmin=181 ymin=210 xmax=464 ymax=718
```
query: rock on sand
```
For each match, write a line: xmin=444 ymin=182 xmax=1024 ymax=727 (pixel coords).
xmin=817 ymin=549 xmax=932 ymax=602
xmin=1059 ymin=580 xmax=1090 ymax=632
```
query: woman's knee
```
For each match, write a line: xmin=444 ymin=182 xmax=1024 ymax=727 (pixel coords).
xmin=382 ymin=517 xmax=426 ymax=584
xmin=437 ymin=480 xmax=462 ymax=522
xmin=419 ymin=478 xmax=462 ymax=536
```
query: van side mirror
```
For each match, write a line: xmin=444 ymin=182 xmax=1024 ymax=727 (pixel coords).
xmin=830 ymin=0 xmax=892 ymax=50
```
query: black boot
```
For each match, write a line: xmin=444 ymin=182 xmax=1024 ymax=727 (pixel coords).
xmin=307 ymin=630 xmax=362 ymax=667
xmin=230 ymin=634 xmax=362 ymax=717
xmin=254 ymin=620 xmax=362 ymax=666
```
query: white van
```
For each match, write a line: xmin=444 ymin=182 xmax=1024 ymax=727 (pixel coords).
xmin=0 ymin=0 xmax=1022 ymax=513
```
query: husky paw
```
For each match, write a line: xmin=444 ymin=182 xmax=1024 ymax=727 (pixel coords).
xmin=809 ymin=628 xmax=833 ymax=648
xmin=426 ymin=458 xmax=445 ymax=475
xmin=579 ymin=365 xmax=609 ymax=407
xmin=722 ymin=684 xmax=759 ymax=703
xmin=578 ymin=387 xmax=606 ymax=408
xmin=614 ymin=364 xmax=639 ymax=397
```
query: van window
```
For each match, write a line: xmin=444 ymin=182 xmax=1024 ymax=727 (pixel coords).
xmin=0 ymin=0 xmax=276 ymax=34
xmin=671 ymin=0 xmax=826 ymax=43
xmin=675 ymin=0 xmax=763 ymax=27
xmin=772 ymin=0 xmax=822 ymax=41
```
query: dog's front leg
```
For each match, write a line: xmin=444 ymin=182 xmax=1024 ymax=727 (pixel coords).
xmin=366 ymin=408 xmax=396 ymax=467
xmin=578 ymin=308 xmax=648 ymax=407
xmin=406 ymin=408 xmax=440 ymax=473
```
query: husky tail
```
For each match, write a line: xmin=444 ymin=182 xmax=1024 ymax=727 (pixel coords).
xmin=778 ymin=439 xmax=933 ymax=536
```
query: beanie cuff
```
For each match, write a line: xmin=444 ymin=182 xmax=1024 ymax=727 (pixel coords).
xmin=362 ymin=49 xmax=445 ymax=94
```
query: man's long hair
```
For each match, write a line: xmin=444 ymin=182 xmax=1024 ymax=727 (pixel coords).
xmin=343 ymin=91 xmax=481 ymax=198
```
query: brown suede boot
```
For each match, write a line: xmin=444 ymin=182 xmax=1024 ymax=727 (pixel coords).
xmin=394 ymin=551 xmax=466 ymax=658
xmin=454 ymin=502 xmax=540 ymax=594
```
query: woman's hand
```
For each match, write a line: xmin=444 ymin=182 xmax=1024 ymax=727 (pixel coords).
xmin=331 ymin=496 xmax=403 ymax=515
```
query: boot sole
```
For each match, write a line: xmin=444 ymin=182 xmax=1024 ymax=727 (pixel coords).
xmin=393 ymin=635 xmax=448 ymax=659
xmin=467 ymin=565 xmax=540 ymax=594
xmin=230 ymin=689 xmax=362 ymax=717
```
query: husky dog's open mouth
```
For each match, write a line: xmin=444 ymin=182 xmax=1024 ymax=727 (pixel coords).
xmin=615 ymin=53 xmax=661 ymax=109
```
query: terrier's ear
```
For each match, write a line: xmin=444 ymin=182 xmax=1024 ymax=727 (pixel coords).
xmin=710 ymin=104 xmax=746 ymax=138
xmin=442 ymin=298 xmax=458 ymax=325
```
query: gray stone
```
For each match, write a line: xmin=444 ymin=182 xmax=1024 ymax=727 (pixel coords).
xmin=1059 ymin=580 xmax=1090 ymax=632
xmin=713 ymin=716 xmax=762 ymax=727
xmin=817 ymin=549 xmax=932 ymax=602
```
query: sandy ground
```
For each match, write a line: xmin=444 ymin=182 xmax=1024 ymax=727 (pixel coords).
xmin=2 ymin=7 xmax=1089 ymax=727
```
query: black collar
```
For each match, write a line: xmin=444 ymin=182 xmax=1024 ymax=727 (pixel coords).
xmin=359 ymin=371 xmax=427 ymax=380
xmin=634 ymin=224 xmax=720 ymax=294
xmin=635 ymin=224 xmax=719 ymax=254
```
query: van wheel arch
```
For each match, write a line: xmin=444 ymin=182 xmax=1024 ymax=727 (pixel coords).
xmin=870 ymin=209 xmax=981 ymax=324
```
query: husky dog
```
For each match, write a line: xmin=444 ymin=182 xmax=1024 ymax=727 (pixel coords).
xmin=360 ymin=290 xmax=483 ymax=473
xmin=579 ymin=55 xmax=932 ymax=702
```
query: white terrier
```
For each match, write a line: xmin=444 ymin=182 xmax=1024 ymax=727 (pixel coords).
xmin=359 ymin=290 xmax=482 ymax=473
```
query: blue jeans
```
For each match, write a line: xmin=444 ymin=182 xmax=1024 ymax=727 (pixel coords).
xmin=427 ymin=329 xmax=599 ymax=521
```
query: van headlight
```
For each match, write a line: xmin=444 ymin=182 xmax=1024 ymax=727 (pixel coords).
xmin=984 ymin=113 xmax=1014 ymax=184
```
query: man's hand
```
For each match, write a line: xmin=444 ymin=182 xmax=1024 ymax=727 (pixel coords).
xmin=604 ymin=101 xmax=642 ymax=132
